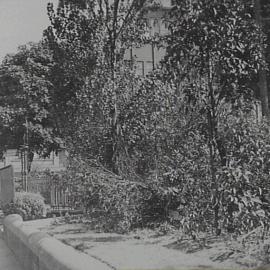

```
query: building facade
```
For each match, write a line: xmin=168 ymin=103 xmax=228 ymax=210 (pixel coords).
xmin=0 ymin=149 xmax=67 ymax=175
xmin=123 ymin=0 xmax=172 ymax=75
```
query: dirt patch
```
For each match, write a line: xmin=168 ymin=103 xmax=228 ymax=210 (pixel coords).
xmin=24 ymin=218 xmax=270 ymax=270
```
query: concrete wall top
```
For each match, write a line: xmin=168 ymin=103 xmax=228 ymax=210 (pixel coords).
xmin=3 ymin=214 xmax=112 ymax=270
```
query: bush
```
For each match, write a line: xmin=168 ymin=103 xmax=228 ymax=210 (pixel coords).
xmin=48 ymin=162 xmax=171 ymax=233
xmin=217 ymin=117 xmax=270 ymax=234
xmin=3 ymin=192 xmax=46 ymax=220
xmin=160 ymin=115 xmax=270 ymax=236
xmin=49 ymin=112 xmax=270 ymax=236
xmin=82 ymin=177 xmax=172 ymax=233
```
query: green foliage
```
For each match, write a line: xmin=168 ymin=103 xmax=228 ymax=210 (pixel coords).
xmin=217 ymin=115 xmax=270 ymax=233
xmin=157 ymin=0 xmax=268 ymax=235
xmin=47 ymin=157 xmax=178 ymax=233
xmin=160 ymin=113 xmax=270 ymax=235
xmin=164 ymin=0 xmax=264 ymax=86
xmin=43 ymin=0 xmax=150 ymax=174
xmin=3 ymin=192 xmax=46 ymax=221
xmin=1 ymin=0 xmax=270 ymax=238
xmin=0 ymin=42 xmax=62 ymax=157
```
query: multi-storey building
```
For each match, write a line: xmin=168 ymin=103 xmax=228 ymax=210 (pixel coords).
xmin=124 ymin=0 xmax=172 ymax=75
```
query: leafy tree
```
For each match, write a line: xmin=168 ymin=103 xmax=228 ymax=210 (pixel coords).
xmin=217 ymin=109 xmax=270 ymax=233
xmin=162 ymin=0 xmax=267 ymax=233
xmin=44 ymin=0 xmax=150 ymax=174
xmin=0 ymin=42 xmax=62 ymax=158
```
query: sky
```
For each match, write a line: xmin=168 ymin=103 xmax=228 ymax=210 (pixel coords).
xmin=0 ymin=0 xmax=58 ymax=60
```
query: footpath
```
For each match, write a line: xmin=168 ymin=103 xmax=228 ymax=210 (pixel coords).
xmin=0 ymin=211 xmax=23 ymax=270
xmin=0 ymin=236 xmax=23 ymax=270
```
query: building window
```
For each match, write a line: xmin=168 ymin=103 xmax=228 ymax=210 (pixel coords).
xmin=135 ymin=61 xmax=144 ymax=76
xmin=152 ymin=18 xmax=161 ymax=35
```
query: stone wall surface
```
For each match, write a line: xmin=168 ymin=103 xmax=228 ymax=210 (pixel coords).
xmin=3 ymin=214 xmax=112 ymax=270
xmin=0 ymin=165 xmax=15 ymax=206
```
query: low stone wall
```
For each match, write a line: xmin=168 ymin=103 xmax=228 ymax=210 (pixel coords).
xmin=3 ymin=214 xmax=111 ymax=270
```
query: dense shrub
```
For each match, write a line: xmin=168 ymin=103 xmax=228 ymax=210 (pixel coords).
xmin=47 ymin=98 xmax=270 ymax=237
xmin=217 ymin=116 xmax=270 ymax=233
xmin=3 ymin=192 xmax=46 ymax=221
xmin=82 ymin=180 xmax=175 ymax=233
xmin=48 ymin=110 xmax=270 ymax=237
xmin=159 ymin=114 xmax=270 ymax=236
xmin=48 ymin=161 xmax=173 ymax=233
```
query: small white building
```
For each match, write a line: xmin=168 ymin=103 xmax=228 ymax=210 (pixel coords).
xmin=0 ymin=149 xmax=67 ymax=175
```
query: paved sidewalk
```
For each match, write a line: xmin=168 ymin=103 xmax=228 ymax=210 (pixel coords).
xmin=0 ymin=238 xmax=23 ymax=270
xmin=0 ymin=234 xmax=23 ymax=270
xmin=0 ymin=212 xmax=23 ymax=270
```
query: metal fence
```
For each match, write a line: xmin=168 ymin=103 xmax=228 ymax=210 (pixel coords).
xmin=50 ymin=185 xmax=75 ymax=210
xmin=27 ymin=173 xmax=76 ymax=210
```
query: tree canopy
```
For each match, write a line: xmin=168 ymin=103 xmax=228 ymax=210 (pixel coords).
xmin=1 ymin=0 xmax=270 ymax=236
xmin=0 ymin=42 xmax=62 ymax=156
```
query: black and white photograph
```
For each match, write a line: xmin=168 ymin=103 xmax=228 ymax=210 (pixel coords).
xmin=0 ymin=0 xmax=270 ymax=269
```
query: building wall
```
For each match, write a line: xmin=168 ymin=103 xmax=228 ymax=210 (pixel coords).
xmin=0 ymin=149 xmax=67 ymax=173
xmin=124 ymin=2 xmax=170 ymax=75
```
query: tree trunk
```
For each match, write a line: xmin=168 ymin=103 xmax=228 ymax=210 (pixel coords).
xmin=254 ymin=0 xmax=269 ymax=117
xmin=207 ymin=52 xmax=220 ymax=235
